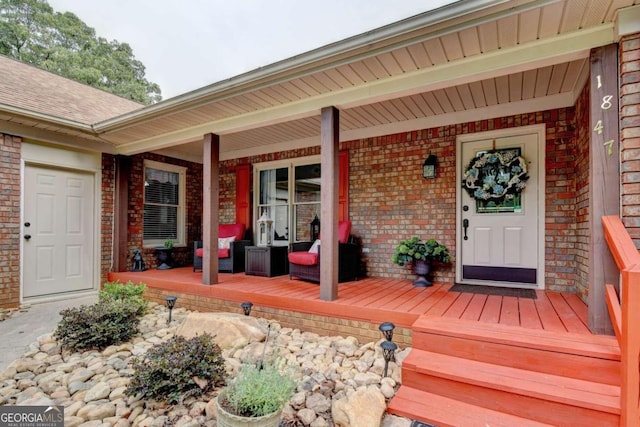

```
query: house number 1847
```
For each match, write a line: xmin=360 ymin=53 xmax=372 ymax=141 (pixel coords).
xmin=593 ymin=75 xmax=614 ymax=156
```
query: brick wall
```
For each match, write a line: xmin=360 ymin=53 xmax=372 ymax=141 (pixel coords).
xmin=620 ymin=33 xmax=640 ymax=249
xmin=0 ymin=134 xmax=21 ymax=308
xmin=101 ymin=154 xmax=116 ymax=284
xmin=345 ymin=109 xmax=579 ymax=291
xmin=125 ymin=153 xmax=204 ymax=269
xmin=144 ymin=287 xmax=412 ymax=347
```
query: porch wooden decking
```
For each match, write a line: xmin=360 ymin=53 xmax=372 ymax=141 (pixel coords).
xmin=109 ymin=267 xmax=590 ymax=335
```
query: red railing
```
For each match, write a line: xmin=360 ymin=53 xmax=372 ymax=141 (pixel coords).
xmin=602 ymin=216 xmax=640 ymax=427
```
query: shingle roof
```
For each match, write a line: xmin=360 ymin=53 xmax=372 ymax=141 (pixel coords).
xmin=0 ymin=54 xmax=144 ymax=125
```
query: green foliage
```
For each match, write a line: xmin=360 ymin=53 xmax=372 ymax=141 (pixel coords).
xmin=99 ymin=281 xmax=148 ymax=316
xmin=391 ymin=237 xmax=451 ymax=266
xmin=54 ymin=300 xmax=140 ymax=351
xmin=127 ymin=334 xmax=226 ymax=404
xmin=163 ymin=239 xmax=174 ymax=249
xmin=0 ymin=0 xmax=161 ymax=104
xmin=222 ymin=360 xmax=297 ymax=417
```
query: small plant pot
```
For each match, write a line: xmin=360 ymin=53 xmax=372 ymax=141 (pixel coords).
xmin=413 ymin=260 xmax=432 ymax=287
xmin=154 ymin=247 xmax=174 ymax=270
xmin=216 ymin=392 xmax=283 ymax=427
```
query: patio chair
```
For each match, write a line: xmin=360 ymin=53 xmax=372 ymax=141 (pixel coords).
xmin=193 ymin=223 xmax=251 ymax=273
xmin=288 ymin=220 xmax=359 ymax=283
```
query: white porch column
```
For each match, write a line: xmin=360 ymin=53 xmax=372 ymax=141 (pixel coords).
xmin=203 ymin=133 xmax=220 ymax=285
xmin=320 ymin=106 xmax=339 ymax=300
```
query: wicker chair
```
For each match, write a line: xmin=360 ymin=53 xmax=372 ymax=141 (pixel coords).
xmin=193 ymin=223 xmax=251 ymax=273
xmin=288 ymin=220 xmax=359 ymax=283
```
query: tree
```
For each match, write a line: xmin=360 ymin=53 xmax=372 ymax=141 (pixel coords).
xmin=0 ymin=0 xmax=161 ymax=104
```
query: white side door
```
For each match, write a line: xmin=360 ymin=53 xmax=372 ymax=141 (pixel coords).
xmin=458 ymin=129 xmax=543 ymax=288
xmin=23 ymin=165 xmax=95 ymax=298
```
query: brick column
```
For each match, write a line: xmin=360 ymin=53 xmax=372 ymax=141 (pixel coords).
xmin=620 ymin=33 xmax=640 ymax=249
xmin=0 ymin=134 xmax=22 ymax=308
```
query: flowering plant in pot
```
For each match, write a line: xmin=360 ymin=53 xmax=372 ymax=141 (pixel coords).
xmin=391 ymin=237 xmax=451 ymax=287
xmin=216 ymin=359 xmax=297 ymax=427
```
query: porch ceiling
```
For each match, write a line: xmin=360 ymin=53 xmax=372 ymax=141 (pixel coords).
xmin=5 ymin=0 xmax=638 ymax=159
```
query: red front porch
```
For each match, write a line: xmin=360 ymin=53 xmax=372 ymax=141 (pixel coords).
xmin=108 ymin=268 xmax=592 ymax=344
xmin=108 ymin=268 xmax=621 ymax=426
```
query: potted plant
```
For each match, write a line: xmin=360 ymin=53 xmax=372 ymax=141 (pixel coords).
xmin=391 ymin=237 xmax=451 ymax=287
xmin=154 ymin=239 xmax=175 ymax=270
xmin=216 ymin=359 xmax=297 ymax=427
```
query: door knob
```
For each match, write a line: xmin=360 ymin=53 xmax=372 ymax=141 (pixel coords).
xmin=24 ymin=234 xmax=31 ymax=240
xmin=462 ymin=219 xmax=469 ymax=241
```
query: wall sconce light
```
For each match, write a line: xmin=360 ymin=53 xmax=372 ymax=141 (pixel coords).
xmin=381 ymin=340 xmax=398 ymax=377
xmin=422 ymin=153 xmax=437 ymax=179
xmin=165 ymin=296 xmax=177 ymax=324
xmin=310 ymin=214 xmax=320 ymax=241
xmin=241 ymin=301 xmax=253 ymax=316
xmin=257 ymin=211 xmax=273 ymax=247
xmin=378 ymin=321 xmax=396 ymax=342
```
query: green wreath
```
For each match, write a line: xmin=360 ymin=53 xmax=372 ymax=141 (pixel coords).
xmin=462 ymin=150 xmax=529 ymax=203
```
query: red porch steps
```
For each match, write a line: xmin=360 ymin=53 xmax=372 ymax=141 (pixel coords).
xmin=387 ymin=315 xmax=621 ymax=426
xmin=390 ymin=387 xmax=554 ymax=427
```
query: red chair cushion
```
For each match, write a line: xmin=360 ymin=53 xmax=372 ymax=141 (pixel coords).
xmin=195 ymin=248 xmax=230 ymax=258
xmin=288 ymin=251 xmax=318 ymax=266
xmin=319 ymin=221 xmax=352 ymax=243
xmin=219 ymin=223 xmax=245 ymax=240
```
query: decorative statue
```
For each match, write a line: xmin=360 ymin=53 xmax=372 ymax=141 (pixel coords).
xmin=131 ymin=249 xmax=147 ymax=272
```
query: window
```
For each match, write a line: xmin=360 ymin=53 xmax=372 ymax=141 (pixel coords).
xmin=255 ymin=156 xmax=321 ymax=245
xmin=143 ymin=160 xmax=186 ymax=247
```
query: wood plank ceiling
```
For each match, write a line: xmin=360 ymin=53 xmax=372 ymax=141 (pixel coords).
xmin=9 ymin=0 xmax=637 ymax=160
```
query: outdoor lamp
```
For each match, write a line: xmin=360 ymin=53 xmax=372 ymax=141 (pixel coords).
xmin=241 ymin=301 xmax=253 ymax=316
xmin=422 ymin=153 xmax=438 ymax=179
xmin=310 ymin=214 xmax=320 ymax=241
xmin=165 ymin=296 xmax=177 ymax=324
xmin=379 ymin=321 xmax=396 ymax=342
xmin=381 ymin=340 xmax=398 ymax=377
xmin=257 ymin=211 xmax=273 ymax=247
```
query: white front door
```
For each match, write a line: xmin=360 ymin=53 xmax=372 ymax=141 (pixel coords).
xmin=23 ymin=165 xmax=95 ymax=299
xmin=457 ymin=126 xmax=544 ymax=288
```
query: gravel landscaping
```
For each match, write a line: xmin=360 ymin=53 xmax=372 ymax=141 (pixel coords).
xmin=0 ymin=302 xmax=413 ymax=427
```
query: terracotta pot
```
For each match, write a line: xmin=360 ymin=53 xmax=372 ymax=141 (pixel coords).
xmin=216 ymin=393 xmax=283 ymax=427
xmin=413 ymin=259 xmax=432 ymax=287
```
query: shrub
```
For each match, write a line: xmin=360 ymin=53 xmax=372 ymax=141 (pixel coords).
xmin=127 ymin=334 xmax=226 ymax=403
xmin=221 ymin=359 xmax=297 ymax=417
xmin=54 ymin=300 xmax=140 ymax=351
xmin=99 ymin=281 xmax=148 ymax=316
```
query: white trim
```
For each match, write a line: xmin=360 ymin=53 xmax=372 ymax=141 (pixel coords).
xmin=616 ymin=4 xmax=640 ymax=40
xmin=142 ymin=160 xmax=187 ymax=247
xmin=455 ymin=124 xmax=546 ymax=289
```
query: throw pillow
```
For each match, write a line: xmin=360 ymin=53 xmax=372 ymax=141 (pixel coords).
xmin=218 ymin=236 xmax=236 ymax=249
xmin=308 ymin=239 xmax=321 ymax=254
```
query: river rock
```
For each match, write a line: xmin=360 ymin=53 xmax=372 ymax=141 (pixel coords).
xmin=176 ymin=312 xmax=266 ymax=349
xmin=332 ymin=387 xmax=386 ymax=427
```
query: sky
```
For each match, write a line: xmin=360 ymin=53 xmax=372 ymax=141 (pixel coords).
xmin=46 ymin=0 xmax=457 ymax=100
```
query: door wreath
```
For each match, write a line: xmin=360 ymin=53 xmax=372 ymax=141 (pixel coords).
xmin=462 ymin=149 xmax=529 ymax=203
